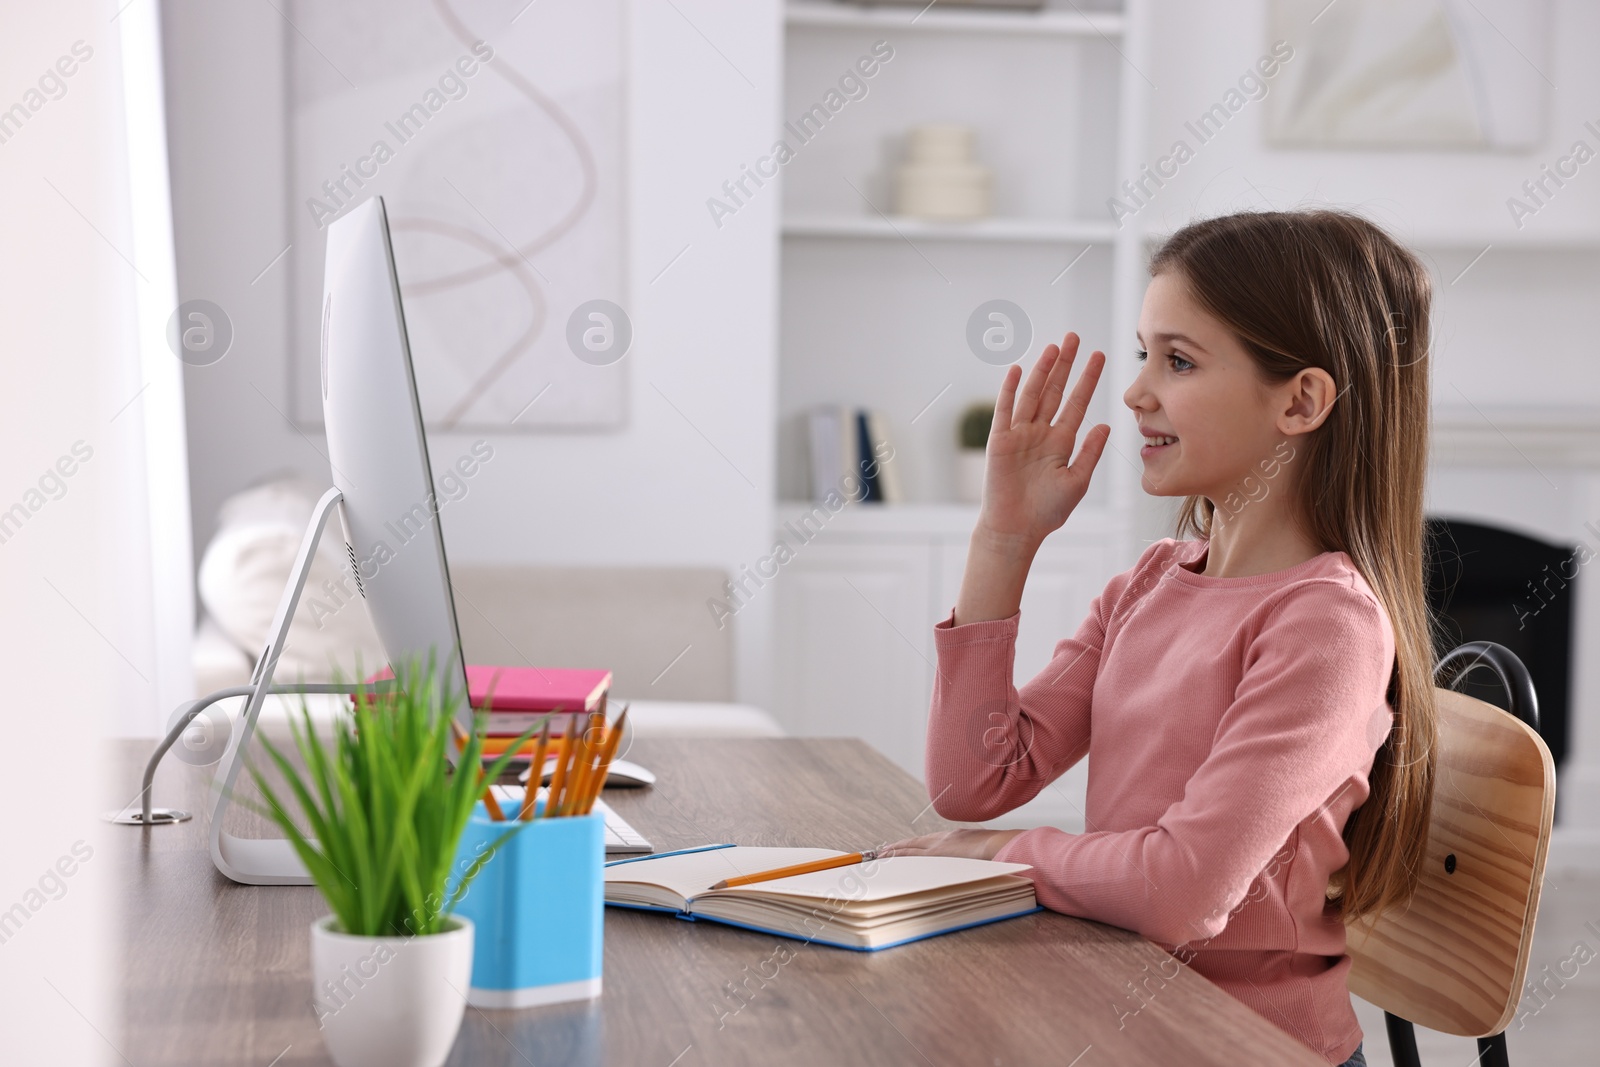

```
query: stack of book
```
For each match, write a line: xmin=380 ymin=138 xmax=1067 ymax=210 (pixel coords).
xmin=470 ymin=665 xmax=611 ymax=759
xmin=359 ymin=664 xmax=611 ymax=759
xmin=806 ymin=405 xmax=903 ymax=504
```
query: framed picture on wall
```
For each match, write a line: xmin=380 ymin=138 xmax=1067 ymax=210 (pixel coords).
xmin=1265 ymin=0 xmax=1550 ymax=150
xmin=285 ymin=0 xmax=627 ymax=430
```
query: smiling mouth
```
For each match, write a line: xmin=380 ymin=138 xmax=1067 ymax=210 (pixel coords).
xmin=1141 ymin=435 xmax=1177 ymax=456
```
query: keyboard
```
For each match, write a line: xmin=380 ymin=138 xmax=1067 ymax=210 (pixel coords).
xmin=487 ymin=785 xmax=653 ymax=855
xmin=592 ymin=797 xmax=653 ymax=855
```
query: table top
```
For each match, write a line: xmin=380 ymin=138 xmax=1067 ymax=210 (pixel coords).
xmin=113 ymin=737 xmax=1325 ymax=1066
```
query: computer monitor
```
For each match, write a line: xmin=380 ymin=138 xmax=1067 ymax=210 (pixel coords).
xmin=204 ymin=196 xmax=475 ymax=884
xmin=320 ymin=196 xmax=472 ymax=711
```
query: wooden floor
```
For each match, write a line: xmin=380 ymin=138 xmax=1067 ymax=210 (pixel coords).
xmin=1351 ymin=869 xmax=1600 ymax=1065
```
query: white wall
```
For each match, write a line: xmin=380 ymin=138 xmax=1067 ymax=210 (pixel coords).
xmin=1137 ymin=2 xmax=1600 ymax=234
xmin=1133 ymin=1 xmax=1600 ymax=405
xmin=163 ymin=0 xmax=784 ymax=710
xmin=162 ymin=1 xmax=306 ymax=558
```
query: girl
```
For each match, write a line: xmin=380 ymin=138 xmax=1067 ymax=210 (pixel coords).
xmin=881 ymin=210 xmax=1437 ymax=1067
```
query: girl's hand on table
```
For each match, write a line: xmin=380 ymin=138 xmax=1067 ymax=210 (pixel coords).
xmin=877 ymin=829 xmax=1026 ymax=861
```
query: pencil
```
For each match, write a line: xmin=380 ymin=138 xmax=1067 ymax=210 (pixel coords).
xmin=450 ymin=717 xmax=504 ymax=821
xmin=562 ymin=712 xmax=603 ymax=818
xmin=520 ymin=720 xmax=551 ymax=821
xmin=565 ymin=711 xmax=595 ymax=816
xmin=576 ymin=707 xmax=623 ymax=815
xmin=578 ymin=705 xmax=628 ymax=815
xmin=569 ymin=721 xmax=605 ymax=817
xmin=546 ymin=713 xmax=581 ymax=817
xmin=709 ymin=852 xmax=867 ymax=890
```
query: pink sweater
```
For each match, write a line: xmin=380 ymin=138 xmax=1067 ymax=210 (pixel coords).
xmin=927 ymin=538 xmax=1395 ymax=1065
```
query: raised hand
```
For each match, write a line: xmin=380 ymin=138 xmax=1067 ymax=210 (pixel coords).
xmin=978 ymin=332 xmax=1111 ymax=552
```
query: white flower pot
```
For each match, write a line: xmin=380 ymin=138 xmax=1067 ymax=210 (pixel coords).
xmin=955 ymin=450 xmax=987 ymax=504
xmin=310 ymin=914 xmax=474 ymax=1067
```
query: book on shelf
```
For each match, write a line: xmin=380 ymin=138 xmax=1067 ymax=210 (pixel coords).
xmin=865 ymin=408 xmax=904 ymax=502
xmin=807 ymin=404 xmax=900 ymax=504
xmin=603 ymin=844 xmax=1040 ymax=951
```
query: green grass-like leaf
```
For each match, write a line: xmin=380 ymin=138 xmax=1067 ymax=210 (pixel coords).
xmin=243 ymin=656 xmax=545 ymax=937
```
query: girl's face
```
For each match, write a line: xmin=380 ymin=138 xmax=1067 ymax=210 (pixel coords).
xmin=1124 ymin=270 xmax=1292 ymax=500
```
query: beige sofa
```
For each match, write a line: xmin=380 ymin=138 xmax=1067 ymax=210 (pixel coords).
xmin=192 ymin=477 xmax=783 ymax=742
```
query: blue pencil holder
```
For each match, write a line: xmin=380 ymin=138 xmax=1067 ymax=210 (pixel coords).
xmin=448 ymin=801 xmax=604 ymax=1008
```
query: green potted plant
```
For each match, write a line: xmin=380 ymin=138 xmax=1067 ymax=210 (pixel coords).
xmin=243 ymin=658 xmax=539 ymax=1067
xmin=956 ymin=399 xmax=993 ymax=504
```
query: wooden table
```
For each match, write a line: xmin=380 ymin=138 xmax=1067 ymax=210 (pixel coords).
xmin=114 ymin=737 xmax=1325 ymax=1066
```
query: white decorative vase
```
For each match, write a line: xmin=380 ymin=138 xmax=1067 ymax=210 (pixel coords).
xmin=311 ymin=914 xmax=474 ymax=1067
xmin=894 ymin=124 xmax=992 ymax=220
xmin=955 ymin=450 xmax=987 ymax=504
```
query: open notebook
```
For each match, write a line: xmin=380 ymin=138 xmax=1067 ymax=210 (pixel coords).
xmin=603 ymin=844 xmax=1040 ymax=951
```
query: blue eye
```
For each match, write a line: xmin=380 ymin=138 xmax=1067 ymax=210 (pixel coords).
xmin=1135 ymin=349 xmax=1194 ymax=372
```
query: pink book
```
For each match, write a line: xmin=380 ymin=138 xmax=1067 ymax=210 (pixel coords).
xmin=465 ymin=665 xmax=610 ymax=714
xmin=360 ymin=664 xmax=611 ymax=733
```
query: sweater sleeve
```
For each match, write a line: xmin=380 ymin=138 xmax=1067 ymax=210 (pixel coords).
xmin=991 ymin=579 xmax=1395 ymax=948
xmin=923 ymin=542 xmax=1167 ymax=822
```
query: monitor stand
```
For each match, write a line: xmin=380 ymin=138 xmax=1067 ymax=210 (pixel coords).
xmin=209 ymin=486 xmax=348 ymax=884
xmin=114 ymin=488 xmax=375 ymax=885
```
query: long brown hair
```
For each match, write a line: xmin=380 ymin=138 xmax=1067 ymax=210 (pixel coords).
xmin=1150 ymin=209 xmax=1438 ymax=922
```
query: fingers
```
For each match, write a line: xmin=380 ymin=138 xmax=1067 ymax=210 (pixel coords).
xmin=1070 ymin=423 xmax=1112 ymax=477
xmin=997 ymin=332 xmax=1096 ymax=435
xmin=1006 ymin=348 xmax=1049 ymax=426
xmin=1012 ymin=333 xmax=1073 ymax=425
xmin=877 ymin=833 xmax=938 ymax=858
xmin=1034 ymin=332 xmax=1079 ymax=427
xmin=1053 ymin=349 xmax=1105 ymax=442
xmin=993 ymin=362 xmax=1022 ymax=435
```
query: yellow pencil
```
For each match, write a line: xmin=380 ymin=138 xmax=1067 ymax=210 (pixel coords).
xmin=709 ymin=852 xmax=868 ymax=890
xmin=546 ymin=713 xmax=581 ymax=817
xmin=578 ymin=706 xmax=628 ymax=815
xmin=567 ymin=716 xmax=604 ymax=816
xmin=565 ymin=711 xmax=597 ymax=816
xmin=520 ymin=720 xmax=551 ymax=821
xmin=562 ymin=711 xmax=605 ymax=817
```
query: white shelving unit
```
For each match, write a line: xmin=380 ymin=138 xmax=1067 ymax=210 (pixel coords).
xmin=768 ymin=1 xmax=1152 ymax=828
xmin=775 ymin=0 xmax=1147 ymax=510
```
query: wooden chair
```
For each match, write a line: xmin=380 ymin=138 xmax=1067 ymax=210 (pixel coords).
xmin=1345 ymin=641 xmax=1557 ymax=1067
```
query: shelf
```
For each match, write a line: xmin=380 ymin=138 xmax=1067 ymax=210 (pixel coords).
xmin=785 ymin=1 xmax=1124 ymax=38
xmin=784 ymin=214 xmax=1118 ymax=244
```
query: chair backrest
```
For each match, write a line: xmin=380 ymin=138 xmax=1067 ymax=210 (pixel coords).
xmin=1345 ymin=687 xmax=1556 ymax=1037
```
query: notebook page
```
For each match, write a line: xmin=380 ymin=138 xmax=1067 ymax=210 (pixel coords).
xmin=604 ymin=847 xmax=847 ymax=903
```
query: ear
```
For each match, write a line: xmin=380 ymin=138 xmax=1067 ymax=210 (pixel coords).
xmin=1277 ymin=367 xmax=1337 ymax=437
